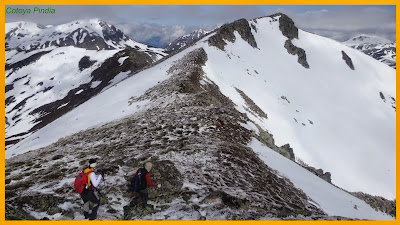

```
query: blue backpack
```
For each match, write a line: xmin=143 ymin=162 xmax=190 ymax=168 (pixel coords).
xmin=131 ymin=168 xmax=145 ymax=192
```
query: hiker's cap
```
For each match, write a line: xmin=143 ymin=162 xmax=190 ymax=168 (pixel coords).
xmin=145 ymin=162 xmax=153 ymax=172
xmin=89 ymin=158 xmax=97 ymax=168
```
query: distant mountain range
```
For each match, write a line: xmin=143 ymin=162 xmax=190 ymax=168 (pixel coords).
xmin=343 ymin=35 xmax=396 ymax=69
xmin=164 ymin=28 xmax=210 ymax=53
xmin=5 ymin=19 xmax=167 ymax=147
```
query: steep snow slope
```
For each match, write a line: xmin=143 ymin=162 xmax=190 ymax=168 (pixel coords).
xmin=201 ymin=16 xmax=395 ymax=199
xmin=7 ymin=14 xmax=395 ymax=206
xmin=250 ymin=138 xmax=393 ymax=220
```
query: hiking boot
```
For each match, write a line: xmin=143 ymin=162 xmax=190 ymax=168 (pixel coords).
xmin=84 ymin=212 xmax=90 ymax=219
xmin=89 ymin=215 xmax=97 ymax=220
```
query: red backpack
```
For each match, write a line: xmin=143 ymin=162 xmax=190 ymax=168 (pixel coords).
xmin=74 ymin=169 xmax=93 ymax=194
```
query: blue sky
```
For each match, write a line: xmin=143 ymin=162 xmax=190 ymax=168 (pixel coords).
xmin=5 ymin=5 xmax=396 ymax=47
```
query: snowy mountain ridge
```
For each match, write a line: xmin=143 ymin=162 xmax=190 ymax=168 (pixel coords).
xmin=5 ymin=14 xmax=395 ymax=221
xmin=5 ymin=19 xmax=167 ymax=148
xmin=5 ymin=19 xmax=166 ymax=57
xmin=343 ymin=34 xmax=393 ymax=45
xmin=343 ymin=35 xmax=396 ymax=69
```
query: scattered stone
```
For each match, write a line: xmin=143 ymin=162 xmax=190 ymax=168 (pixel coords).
xmin=379 ymin=92 xmax=386 ymax=101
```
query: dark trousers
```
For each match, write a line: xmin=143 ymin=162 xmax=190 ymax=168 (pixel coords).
xmin=81 ymin=188 xmax=100 ymax=219
xmin=139 ymin=189 xmax=148 ymax=207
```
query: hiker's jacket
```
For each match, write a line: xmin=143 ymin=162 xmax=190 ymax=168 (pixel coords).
xmin=134 ymin=168 xmax=157 ymax=189
xmin=84 ymin=168 xmax=102 ymax=188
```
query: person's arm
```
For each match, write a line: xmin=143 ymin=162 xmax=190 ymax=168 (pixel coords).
xmin=90 ymin=172 xmax=102 ymax=188
xmin=145 ymin=173 xmax=157 ymax=187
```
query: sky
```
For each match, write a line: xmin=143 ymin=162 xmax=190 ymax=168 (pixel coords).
xmin=5 ymin=5 xmax=396 ymax=48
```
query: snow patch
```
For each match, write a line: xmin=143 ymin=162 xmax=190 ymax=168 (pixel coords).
xmin=118 ymin=56 xmax=129 ymax=65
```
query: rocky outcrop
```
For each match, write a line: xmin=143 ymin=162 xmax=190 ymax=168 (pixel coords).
xmin=284 ymin=40 xmax=310 ymax=68
xmin=303 ymin=166 xmax=332 ymax=183
xmin=341 ymin=51 xmax=355 ymax=70
xmin=274 ymin=13 xmax=298 ymax=40
xmin=270 ymin=13 xmax=309 ymax=69
xmin=78 ymin=56 xmax=97 ymax=71
xmin=280 ymin=144 xmax=295 ymax=161
xmin=208 ymin=19 xmax=257 ymax=51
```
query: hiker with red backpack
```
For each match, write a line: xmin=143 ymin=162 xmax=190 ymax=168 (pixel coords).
xmin=74 ymin=158 xmax=104 ymax=220
xmin=131 ymin=162 xmax=161 ymax=208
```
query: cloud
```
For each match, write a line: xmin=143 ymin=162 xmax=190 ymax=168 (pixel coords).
xmin=116 ymin=23 xmax=217 ymax=47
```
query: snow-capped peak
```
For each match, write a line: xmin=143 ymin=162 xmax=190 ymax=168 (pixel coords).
xmin=343 ymin=34 xmax=393 ymax=46
xmin=343 ymin=34 xmax=396 ymax=69
xmin=165 ymin=28 xmax=211 ymax=53
xmin=5 ymin=19 xmax=167 ymax=57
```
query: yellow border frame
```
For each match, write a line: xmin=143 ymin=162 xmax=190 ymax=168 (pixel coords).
xmin=1 ymin=1 xmax=398 ymax=224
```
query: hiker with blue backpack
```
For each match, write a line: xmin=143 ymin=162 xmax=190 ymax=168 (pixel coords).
xmin=131 ymin=162 xmax=161 ymax=208
xmin=74 ymin=158 xmax=104 ymax=220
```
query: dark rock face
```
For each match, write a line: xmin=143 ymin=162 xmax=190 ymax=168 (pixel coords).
xmin=78 ymin=56 xmax=97 ymax=71
xmin=280 ymin=144 xmax=295 ymax=161
xmin=208 ymin=18 xmax=257 ymax=51
xmin=274 ymin=13 xmax=299 ymax=40
xmin=341 ymin=51 xmax=355 ymax=70
xmin=284 ymin=40 xmax=310 ymax=68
